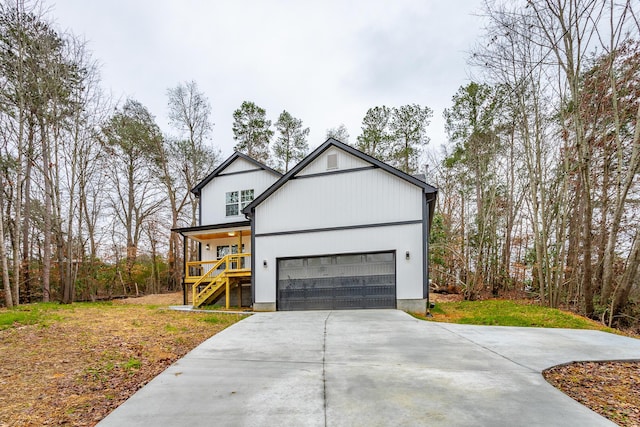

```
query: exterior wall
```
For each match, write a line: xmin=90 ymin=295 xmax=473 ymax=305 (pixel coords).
xmin=200 ymin=236 xmax=251 ymax=262
xmin=222 ymin=157 xmax=261 ymax=174
xmin=297 ymin=147 xmax=370 ymax=176
xmin=195 ymin=235 xmax=252 ymax=282
xmin=253 ymin=222 xmax=424 ymax=304
xmin=255 ymin=168 xmax=423 ymax=234
xmin=252 ymin=145 xmax=427 ymax=308
xmin=200 ymin=168 xmax=278 ymax=225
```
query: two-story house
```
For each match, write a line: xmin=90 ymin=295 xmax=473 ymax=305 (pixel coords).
xmin=174 ymin=138 xmax=437 ymax=314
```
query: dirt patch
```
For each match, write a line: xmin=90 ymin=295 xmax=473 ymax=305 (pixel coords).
xmin=429 ymin=293 xmax=464 ymax=303
xmin=545 ymin=361 xmax=640 ymax=426
xmin=115 ymin=292 xmax=183 ymax=306
xmin=0 ymin=302 xmax=243 ymax=426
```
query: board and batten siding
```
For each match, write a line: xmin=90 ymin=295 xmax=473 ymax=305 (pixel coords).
xmin=253 ymin=223 xmax=424 ymax=303
xmin=200 ymin=236 xmax=251 ymax=262
xmin=221 ymin=157 xmax=261 ymax=174
xmin=254 ymin=167 xmax=423 ymax=234
xmin=200 ymin=168 xmax=278 ymax=225
xmin=297 ymin=147 xmax=370 ymax=176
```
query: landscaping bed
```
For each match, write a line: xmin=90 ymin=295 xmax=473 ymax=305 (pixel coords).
xmin=545 ymin=361 xmax=640 ymax=427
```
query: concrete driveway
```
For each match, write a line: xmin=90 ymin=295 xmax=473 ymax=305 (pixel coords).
xmin=98 ymin=310 xmax=640 ymax=427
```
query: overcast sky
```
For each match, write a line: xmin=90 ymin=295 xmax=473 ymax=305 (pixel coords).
xmin=52 ymin=0 xmax=485 ymax=159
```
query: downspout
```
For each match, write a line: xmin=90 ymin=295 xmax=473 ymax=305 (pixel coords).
xmin=422 ymin=192 xmax=429 ymax=313
xmin=423 ymin=191 xmax=437 ymax=316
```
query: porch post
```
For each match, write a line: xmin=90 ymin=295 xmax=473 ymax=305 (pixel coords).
xmin=182 ymin=234 xmax=188 ymax=305
xmin=238 ymin=231 xmax=242 ymax=253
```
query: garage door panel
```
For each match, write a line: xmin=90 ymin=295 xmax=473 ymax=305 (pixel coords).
xmin=277 ymin=252 xmax=396 ymax=311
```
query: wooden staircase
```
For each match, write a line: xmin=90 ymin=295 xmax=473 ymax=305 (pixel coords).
xmin=188 ymin=253 xmax=251 ymax=308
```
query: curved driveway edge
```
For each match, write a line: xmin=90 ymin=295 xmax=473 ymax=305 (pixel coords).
xmin=98 ymin=310 xmax=640 ymax=426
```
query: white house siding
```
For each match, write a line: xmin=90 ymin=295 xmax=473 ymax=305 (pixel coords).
xmin=253 ymin=222 xmax=424 ymax=304
xmin=297 ymin=147 xmax=370 ymax=176
xmin=221 ymin=157 xmax=260 ymax=174
xmin=200 ymin=236 xmax=251 ymax=262
xmin=200 ymin=169 xmax=278 ymax=225
xmin=255 ymin=167 xmax=423 ymax=234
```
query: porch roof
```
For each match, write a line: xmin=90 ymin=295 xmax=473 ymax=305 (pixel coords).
xmin=172 ymin=221 xmax=251 ymax=242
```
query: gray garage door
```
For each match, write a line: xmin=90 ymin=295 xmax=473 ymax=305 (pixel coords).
xmin=277 ymin=251 xmax=396 ymax=311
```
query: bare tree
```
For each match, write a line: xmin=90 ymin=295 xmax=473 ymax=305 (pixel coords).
xmin=465 ymin=0 xmax=639 ymax=319
xmin=0 ymin=165 xmax=13 ymax=307
xmin=101 ymin=99 xmax=164 ymax=294
xmin=163 ymin=81 xmax=219 ymax=289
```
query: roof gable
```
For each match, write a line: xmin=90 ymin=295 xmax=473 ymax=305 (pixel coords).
xmin=296 ymin=146 xmax=371 ymax=176
xmin=191 ymin=151 xmax=281 ymax=195
xmin=243 ymin=138 xmax=437 ymax=214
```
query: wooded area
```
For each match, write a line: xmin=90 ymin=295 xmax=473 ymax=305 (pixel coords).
xmin=1 ymin=0 xmax=639 ymax=329
xmin=0 ymin=1 xmax=220 ymax=305
xmin=428 ymin=0 xmax=640 ymax=329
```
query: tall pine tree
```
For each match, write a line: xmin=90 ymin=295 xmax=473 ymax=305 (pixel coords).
xmin=232 ymin=101 xmax=273 ymax=163
xmin=272 ymin=110 xmax=309 ymax=172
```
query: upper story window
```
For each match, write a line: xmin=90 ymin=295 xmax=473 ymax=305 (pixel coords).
xmin=226 ymin=189 xmax=254 ymax=216
xmin=241 ymin=189 xmax=254 ymax=209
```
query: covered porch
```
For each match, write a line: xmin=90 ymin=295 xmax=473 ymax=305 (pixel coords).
xmin=174 ymin=221 xmax=252 ymax=309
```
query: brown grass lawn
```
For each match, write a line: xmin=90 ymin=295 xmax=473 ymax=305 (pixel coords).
xmin=0 ymin=293 xmax=244 ymax=426
xmin=1 ymin=294 xmax=639 ymax=426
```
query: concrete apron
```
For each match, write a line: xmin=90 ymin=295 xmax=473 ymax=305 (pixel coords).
xmin=97 ymin=310 xmax=640 ymax=427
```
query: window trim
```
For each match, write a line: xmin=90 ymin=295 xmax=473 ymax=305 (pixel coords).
xmin=216 ymin=244 xmax=245 ymax=259
xmin=226 ymin=188 xmax=254 ymax=217
xmin=225 ymin=191 xmax=239 ymax=216
xmin=240 ymin=189 xmax=254 ymax=210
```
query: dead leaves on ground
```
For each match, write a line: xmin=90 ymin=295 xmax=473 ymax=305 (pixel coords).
xmin=545 ymin=361 xmax=640 ymax=427
xmin=0 ymin=303 xmax=242 ymax=426
xmin=2 ymin=298 xmax=639 ymax=427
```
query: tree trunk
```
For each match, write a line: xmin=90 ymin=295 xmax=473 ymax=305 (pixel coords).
xmin=611 ymin=225 xmax=640 ymax=320
xmin=580 ymin=162 xmax=595 ymax=317
xmin=601 ymin=102 xmax=640 ymax=303
xmin=40 ymin=123 xmax=52 ymax=302
xmin=0 ymin=180 xmax=13 ymax=308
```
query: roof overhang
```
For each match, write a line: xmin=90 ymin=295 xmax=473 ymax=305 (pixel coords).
xmin=191 ymin=152 xmax=281 ymax=196
xmin=172 ymin=221 xmax=251 ymax=242
xmin=243 ymin=138 xmax=438 ymax=215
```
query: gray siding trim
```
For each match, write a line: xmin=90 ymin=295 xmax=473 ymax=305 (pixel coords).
xmin=172 ymin=220 xmax=251 ymax=234
xmin=217 ymin=168 xmax=264 ymax=177
xmin=292 ymin=165 xmax=377 ymax=180
xmin=191 ymin=151 xmax=281 ymax=196
xmin=243 ymin=138 xmax=437 ymax=215
xmin=254 ymin=219 xmax=422 ymax=238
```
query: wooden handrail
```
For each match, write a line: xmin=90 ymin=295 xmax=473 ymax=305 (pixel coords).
xmin=189 ymin=253 xmax=251 ymax=306
xmin=186 ymin=254 xmax=251 ymax=280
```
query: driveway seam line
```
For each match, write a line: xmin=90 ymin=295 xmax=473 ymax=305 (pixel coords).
xmin=434 ymin=323 xmax=538 ymax=372
xmin=322 ymin=311 xmax=331 ymax=427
